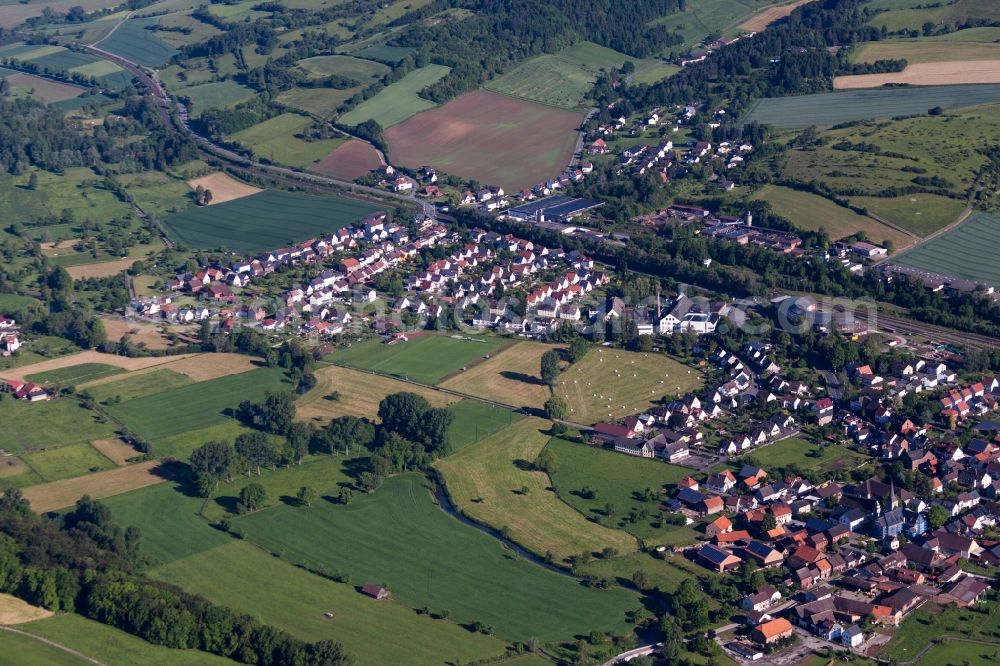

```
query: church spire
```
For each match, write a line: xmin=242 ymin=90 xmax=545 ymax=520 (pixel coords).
xmin=889 ymin=478 xmax=897 ymax=512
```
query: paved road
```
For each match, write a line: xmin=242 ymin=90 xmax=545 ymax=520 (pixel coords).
xmin=599 ymin=642 xmax=660 ymax=665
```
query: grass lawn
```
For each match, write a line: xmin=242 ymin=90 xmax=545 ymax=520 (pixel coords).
xmin=879 ymin=599 xmax=1000 ymax=661
xmin=446 ymin=400 xmax=523 ymax=453
xmin=229 ymin=113 xmax=345 ymax=168
xmin=546 ymin=438 xmax=697 ymax=544
xmin=229 ymin=473 xmax=642 ymax=642
xmin=0 ymin=630 xmax=85 ymax=665
xmin=436 ymin=417 xmax=637 ymax=562
xmin=742 ymin=437 xmax=868 ymax=475
xmin=894 ymin=211 xmax=1000 ymax=287
xmin=276 ymin=86 xmax=361 ymax=119
xmin=850 ymin=193 xmax=965 ymax=237
xmin=296 ymin=364 xmax=456 ymax=425
xmin=331 ymin=335 xmax=507 ymax=385
xmin=86 ymin=368 xmax=194 ymax=404
xmin=106 ymin=367 xmax=291 ymax=441
xmin=439 ymin=341 xmax=553 ymax=411
xmin=753 ymin=184 xmax=915 ymax=250
xmin=22 ymin=613 xmax=233 ymax=666
xmin=557 ymin=348 xmax=702 ymax=425
xmin=153 ymin=540 xmax=520 ymax=665
xmin=0 ymin=398 xmax=115 ymax=454
xmin=23 ymin=442 xmax=116 ymax=482
xmin=161 ymin=189 xmax=383 ymax=252
xmin=339 ymin=65 xmax=450 ymax=127
xmin=916 ymin=640 xmax=1000 ymax=665
xmin=26 ymin=363 xmax=124 ymax=386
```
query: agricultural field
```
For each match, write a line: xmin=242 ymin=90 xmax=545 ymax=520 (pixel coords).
xmin=386 ymin=90 xmax=584 ymax=190
xmin=228 ymin=473 xmax=641 ymax=641
xmin=742 ymin=84 xmax=1000 ymax=128
xmin=339 ymin=64 xmax=450 ymax=127
xmin=866 ymin=0 xmax=999 ymax=32
xmin=183 ymin=171 xmax=259 ymax=205
xmin=296 ymin=364 xmax=456 ymax=424
xmin=22 ymin=460 xmax=168 ymax=513
xmin=545 ymin=437 xmax=698 ymax=544
xmin=229 ymin=113 xmax=345 ymax=167
xmin=850 ymin=193 xmax=966 ymax=237
xmin=0 ymin=0 xmax=121 ymax=28
xmin=485 ymin=41 xmax=632 ymax=110
xmin=649 ymin=0 xmax=775 ymax=48
xmin=834 ymin=61 xmax=1000 ymax=89
xmin=0 ymin=398 xmax=114 ymax=454
xmin=0 ymin=593 xmax=52 ymax=625
xmin=160 ymin=189 xmax=384 ymax=252
xmin=23 ymin=442 xmax=116 ymax=482
xmin=296 ymin=54 xmax=389 ymax=81
xmin=276 ymin=86 xmax=359 ymax=119
xmin=439 ymin=341 xmax=553 ymax=411
xmin=89 ymin=438 xmax=139 ymax=466
xmin=752 ymin=185 xmax=916 ymax=249
xmin=894 ymin=211 xmax=1000 ymax=287
xmin=557 ymin=348 xmax=702 ymax=424
xmin=435 ymin=417 xmax=638 ymax=561
xmin=0 ymin=167 xmax=132 ymax=227
xmin=22 ymin=613 xmax=235 ymax=666
xmin=2 ymin=73 xmax=85 ymax=103
xmin=742 ymin=437 xmax=868 ymax=475
xmin=331 ymin=335 xmax=507 ymax=385
xmin=348 ymin=43 xmax=415 ymax=63
xmin=446 ymin=400 xmax=523 ymax=453
xmin=739 ymin=0 xmax=813 ymax=31
xmin=0 ymin=630 xmax=84 ymax=665
xmin=116 ymin=170 xmax=195 ymax=215
xmin=312 ymin=139 xmax=384 ymax=180
xmin=93 ymin=16 xmax=177 ymax=67
xmin=181 ymin=80 xmax=256 ymax=119
xmin=106 ymin=366 xmax=291 ymax=441
xmin=26 ymin=362 xmax=124 ymax=386
xmin=849 ymin=38 xmax=1000 ymax=65
xmin=630 ymin=61 xmax=680 ymax=85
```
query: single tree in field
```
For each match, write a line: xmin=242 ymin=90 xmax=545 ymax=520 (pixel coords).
xmin=296 ymin=486 xmax=316 ymax=507
xmin=544 ymin=395 xmax=567 ymax=421
xmin=540 ymin=350 xmax=560 ymax=385
xmin=338 ymin=487 xmax=354 ymax=504
xmin=235 ymin=432 xmax=275 ymax=475
xmin=238 ymin=483 xmax=266 ymax=513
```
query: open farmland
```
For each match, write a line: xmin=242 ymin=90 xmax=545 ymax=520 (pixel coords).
xmin=752 ymin=185 xmax=916 ymax=249
xmin=0 ymin=0 xmax=121 ymax=28
xmin=558 ymin=348 xmax=702 ymax=424
xmin=385 ymin=90 xmax=583 ymax=190
xmin=850 ymin=38 xmax=1000 ymax=65
xmin=546 ymin=437 xmax=697 ymax=544
xmin=89 ymin=438 xmax=139 ymax=466
xmin=894 ymin=212 xmax=1000 ymax=287
xmin=26 ymin=362 xmax=124 ymax=385
xmin=331 ymin=335 xmax=507 ymax=385
xmin=0 ymin=350 xmax=181 ymax=379
xmin=739 ymin=0 xmax=813 ymax=31
xmin=436 ymin=417 xmax=638 ymax=561
xmin=3 ymin=73 xmax=85 ymax=103
xmin=86 ymin=368 xmax=194 ymax=402
xmin=741 ymin=84 xmax=1000 ymax=128
xmin=185 ymin=172 xmax=261 ymax=204
xmin=649 ymin=0 xmax=774 ymax=47
xmin=0 ymin=398 xmax=114 ymax=454
xmin=22 ymin=460 xmax=168 ymax=513
xmin=834 ymin=61 xmax=1000 ymax=88
xmin=229 ymin=113 xmax=345 ymax=167
xmin=94 ymin=16 xmax=177 ymax=67
xmin=339 ymin=64 xmax=449 ymax=127
xmin=23 ymin=442 xmax=116 ymax=482
xmin=439 ymin=341 xmax=553 ymax=410
xmin=0 ymin=630 xmax=83 ymax=665
xmin=230 ymin=474 xmax=641 ymax=641
xmin=446 ymin=400 xmax=523 ymax=453
xmin=295 ymin=364 xmax=457 ymax=423
xmin=182 ymin=80 xmax=256 ymax=118
xmin=161 ymin=189 xmax=383 ymax=252
xmin=866 ymin=0 xmax=999 ymax=33
xmin=296 ymin=54 xmax=389 ymax=81
xmin=0 ymin=594 xmax=52 ymax=625
xmin=276 ymin=86 xmax=359 ymax=118
xmin=154 ymin=540 xmax=525 ymax=665
xmin=312 ymin=139 xmax=383 ymax=180
xmin=850 ymin=194 xmax=966 ymax=236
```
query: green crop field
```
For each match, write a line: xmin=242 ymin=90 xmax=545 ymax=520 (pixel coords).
xmin=154 ymin=420 xmax=259 ymax=461
xmin=22 ymin=613 xmax=234 ymax=666
xmin=850 ymin=194 xmax=965 ymax=236
xmin=894 ymin=211 xmax=1000 ymax=287
xmin=160 ymin=189 xmax=383 ymax=252
xmin=446 ymin=400 xmax=522 ymax=453
xmin=742 ymin=437 xmax=868 ymax=475
xmin=297 ymin=54 xmax=389 ymax=80
xmin=742 ymin=84 xmax=1000 ymax=128
xmin=20 ymin=49 xmax=99 ymax=72
xmin=182 ymin=80 xmax=256 ymax=119
xmin=866 ymin=0 xmax=999 ymax=32
xmin=331 ymin=335 xmax=506 ymax=385
xmin=649 ymin=0 xmax=774 ymax=47
xmin=87 ymin=368 xmax=194 ymax=403
xmin=95 ymin=16 xmax=177 ymax=67
xmin=0 ymin=629 xmax=85 ymax=665
xmin=0 ymin=398 xmax=115 ymax=454
xmin=850 ymin=39 xmax=1000 ymax=64
xmin=26 ymin=363 xmax=125 ymax=386
xmin=229 ymin=113 xmax=344 ymax=167
xmin=230 ymin=473 xmax=641 ymax=641
xmin=106 ymin=367 xmax=291 ymax=441
xmin=23 ymin=442 xmax=116 ymax=482
xmin=154 ymin=540 xmax=518 ymax=666
xmin=631 ymin=61 xmax=680 ymax=84
xmin=545 ymin=437 xmax=698 ymax=544
xmin=339 ymin=64 xmax=450 ymax=127
xmin=277 ymin=86 xmax=360 ymax=118
xmin=753 ymin=185 xmax=915 ymax=250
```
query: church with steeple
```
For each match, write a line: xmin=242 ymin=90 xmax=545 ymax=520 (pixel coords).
xmin=872 ymin=479 xmax=906 ymax=541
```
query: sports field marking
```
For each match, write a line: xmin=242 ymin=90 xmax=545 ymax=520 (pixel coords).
xmin=0 ymin=594 xmax=53 ymax=625
xmin=834 ymin=60 xmax=1000 ymax=88
xmin=186 ymin=172 xmax=262 ymax=205
xmin=22 ymin=461 xmax=167 ymax=513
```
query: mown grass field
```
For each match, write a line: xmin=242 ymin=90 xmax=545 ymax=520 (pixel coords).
xmin=0 ymin=398 xmax=114 ymax=454
xmin=230 ymin=473 xmax=641 ymax=641
xmin=0 ymin=630 xmax=84 ymax=665
xmin=438 ymin=340 xmax=553 ymax=410
xmin=182 ymin=80 xmax=256 ymax=119
xmin=106 ymin=367 xmax=291 ymax=441
xmin=742 ymin=437 xmax=868 ymax=475
xmin=866 ymin=0 xmax=998 ymax=32
xmin=229 ymin=113 xmax=345 ymax=167
xmin=753 ymin=185 xmax=915 ymax=249
xmin=277 ymin=86 xmax=361 ymax=118
xmin=557 ymin=348 xmax=702 ymax=424
xmin=742 ymin=84 xmax=1000 ymax=128
xmin=22 ymin=613 xmax=235 ymax=666
xmin=894 ymin=211 xmax=1000 ymax=286
xmin=546 ymin=438 xmax=697 ymax=544
xmin=297 ymin=54 xmax=389 ymax=80
xmin=23 ymin=442 xmax=116 ymax=482
xmin=436 ymin=417 xmax=637 ymax=561
xmin=154 ymin=539 xmax=521 ymax=665
xmin=332 ymin=335 xmax=507 ymax=385
xmin=161 ymin=189 xmax=383 ymax=251
xmin=851 ymin=193 xmax=965 ymax=236
xmin=339 ymin=64 xmax=450 ymax=127
xmin=850 ymin=39 xmax=1000 ymax=65
xmin=446 ymin=400 xmax=523 ymax=453
xmin=86 ymin=368 xmax=194 ymax=403
xmin=26 ymin=363 xmax=124 ymax=386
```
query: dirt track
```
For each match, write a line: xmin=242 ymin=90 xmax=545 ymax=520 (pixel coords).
xmin=834 ymin=60 xmax=1000 ymax=88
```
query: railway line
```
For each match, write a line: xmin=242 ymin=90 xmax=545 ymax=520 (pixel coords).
xmin=859 ymin=311 xmax=1000 ymax=350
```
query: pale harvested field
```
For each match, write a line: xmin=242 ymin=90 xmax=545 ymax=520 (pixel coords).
xmin=0 ymin=456 xmax=28 ymax=478
xmin=160 ymin=352 xmax=258 ymax=381
xmin=436 ymin=417 xmax=637 ymax=561
xmin=559 ymin=348 xmax=703 ymax=424
xmin=39 ymin=238 xmax=79 ymax=251
xmin=834 ymin=61 xmax=1000 ymax=89
xmin=740 ymin=0 xmax=813 ymax=32
xmin=101 ymin=316 xmax=181 ymax=350
xmin=90 ymin=438 xmax=138 ymax=466
xmin=66 ymin=257 xmax=137 ymax=279
xmin=186 ymin=172 xmax=261 ymax=205
xmin=23 ymin=461 xmax=166 ymax=513
xmin=296 ymin=364 xmax=457 ymax=423
xmin=0 ymin=350 xmax=190 ymax=381
xmin=439 ymin=341 xmax=552 ymax=410
xmin=0 ymin=594 xmax=53 ymax=624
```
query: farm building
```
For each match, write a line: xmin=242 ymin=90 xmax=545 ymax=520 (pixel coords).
xmin=361 ymin=582 xmax=390 ymax=600
xmin=507 ymin=196 xmax=603 ymax=223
